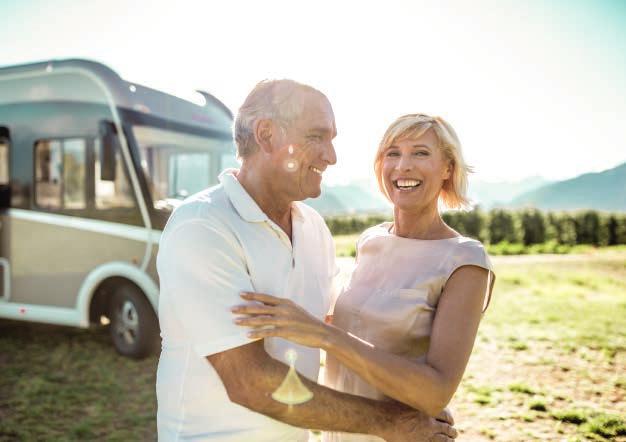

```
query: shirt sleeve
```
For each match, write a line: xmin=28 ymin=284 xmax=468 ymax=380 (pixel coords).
xmin=445 ymin=241 xmax=496 ymax=313
xmin=157 ymin=219 xmax=257 ymax=357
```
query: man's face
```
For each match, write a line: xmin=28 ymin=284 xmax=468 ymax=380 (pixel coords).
xmin=271 ymin=92 xmax=337 ymax=200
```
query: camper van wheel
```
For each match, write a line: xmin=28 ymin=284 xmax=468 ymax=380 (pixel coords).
xmin=109 ymin=284 xmax=160 ymax=359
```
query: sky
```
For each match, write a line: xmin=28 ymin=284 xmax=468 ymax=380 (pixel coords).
xmin=2 ymin=0 xmax=626 ymax=187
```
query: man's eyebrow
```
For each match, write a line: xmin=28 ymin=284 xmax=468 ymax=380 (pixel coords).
xmin=309 ymin=127 xmax=338 ymax=138
xmin=309 ymin=127 xmax=333 ymax=134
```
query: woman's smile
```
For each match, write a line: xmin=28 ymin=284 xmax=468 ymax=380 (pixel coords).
xmin=393 ymin=178 xmax=423 ymax=191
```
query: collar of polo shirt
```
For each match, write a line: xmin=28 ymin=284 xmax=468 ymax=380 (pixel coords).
xmin=219 ymin=169 xmax=306 ymax=224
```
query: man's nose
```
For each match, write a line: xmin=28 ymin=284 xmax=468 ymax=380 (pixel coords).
xmin=322 ymin=142 xmax=337 ymax=166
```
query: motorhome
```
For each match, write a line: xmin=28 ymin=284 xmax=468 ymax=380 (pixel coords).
xmin=0 ymin=59 xmax=237 ymax=357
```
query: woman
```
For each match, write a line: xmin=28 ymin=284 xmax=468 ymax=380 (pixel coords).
xmin=232 ymin=113 xmax=496 ymax=441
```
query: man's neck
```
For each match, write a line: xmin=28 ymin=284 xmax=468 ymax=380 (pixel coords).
xmin=236 ymin=165 xmax=293 ymax=238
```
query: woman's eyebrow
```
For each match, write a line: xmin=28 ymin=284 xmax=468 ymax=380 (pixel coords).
xmin=387 ymin=143 xmax=431 ymax=149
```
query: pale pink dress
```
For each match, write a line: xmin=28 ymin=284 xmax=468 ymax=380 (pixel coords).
xmin=322 ymin=222 xmax=495 ymax=442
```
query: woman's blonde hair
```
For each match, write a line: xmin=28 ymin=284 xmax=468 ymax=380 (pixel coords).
xmin=374 ymin=113 xmax=472 ymax=210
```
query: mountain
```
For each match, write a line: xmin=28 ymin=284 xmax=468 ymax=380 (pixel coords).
xmin=303 ymin=161 xmax=626 ymax=215
xmin=508 ymin=162 xmax=626 ymax=212
xmin=305 ymin=182 xmax=391 ymax=215
xmin=468 ymin=176 xmax=552 ymax=208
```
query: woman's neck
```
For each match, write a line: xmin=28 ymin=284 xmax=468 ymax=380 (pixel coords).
xmin=391 ymin=203 xmax=453 ymax=240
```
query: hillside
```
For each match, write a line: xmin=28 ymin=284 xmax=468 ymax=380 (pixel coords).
xmin=469 ymin=176 xmax=551 ymax=208
xmin=305 ymin=182 xmax=391 ymax=215
xmin=509 ymin=162 xmax=626 ymax=211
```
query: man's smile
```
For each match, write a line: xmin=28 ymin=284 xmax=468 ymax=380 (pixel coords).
xmin=310 ymin=166 xmax=323 ymax=176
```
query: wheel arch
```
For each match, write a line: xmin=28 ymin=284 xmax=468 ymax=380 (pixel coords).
xmin=77 ymin=261 xmax=159 ymax=327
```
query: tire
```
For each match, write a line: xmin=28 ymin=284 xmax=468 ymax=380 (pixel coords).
xmin=108 ymin=284 xmax=160 ymax=359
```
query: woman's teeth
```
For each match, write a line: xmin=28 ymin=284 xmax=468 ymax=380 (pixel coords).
xmin=394 ymin=179 xmax=422 ymax=189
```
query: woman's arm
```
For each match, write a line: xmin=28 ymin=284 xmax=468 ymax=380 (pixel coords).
xmin=232 ymin=265 xmax=489 ymax=417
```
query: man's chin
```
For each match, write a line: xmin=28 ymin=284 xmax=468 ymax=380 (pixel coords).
xmin=297 ymin=187 xmax=322 ymax=201
xmin=307 ymin=187 xmax=322 ymax=199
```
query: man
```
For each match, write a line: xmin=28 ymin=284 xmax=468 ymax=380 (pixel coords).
xmin=156 ymin=79 xmax=457 ymax=441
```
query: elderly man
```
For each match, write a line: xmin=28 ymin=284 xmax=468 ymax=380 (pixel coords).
xmin=156 ymin=80 xmax=457 ymax=441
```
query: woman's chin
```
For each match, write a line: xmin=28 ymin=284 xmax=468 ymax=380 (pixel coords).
xmin=390 ymin=193 xmax=422 ymax=210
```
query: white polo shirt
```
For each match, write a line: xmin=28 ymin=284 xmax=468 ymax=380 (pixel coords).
xmin=156 ymin=169 xmax=337 ymax=441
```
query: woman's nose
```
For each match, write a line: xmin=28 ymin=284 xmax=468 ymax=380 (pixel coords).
xmin=396 ymin=154 xmax=414 ymax=171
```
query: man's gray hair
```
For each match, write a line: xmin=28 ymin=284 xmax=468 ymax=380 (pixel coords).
xmin=234 ymin=79 xmax=321 ymax=159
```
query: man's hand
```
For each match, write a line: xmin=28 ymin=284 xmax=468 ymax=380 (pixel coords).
xmin=379 ymin=406 xmax=457 ymax=442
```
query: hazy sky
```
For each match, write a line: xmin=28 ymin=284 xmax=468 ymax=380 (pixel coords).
xmin=2 ymin=0 xmax=625 ymax=186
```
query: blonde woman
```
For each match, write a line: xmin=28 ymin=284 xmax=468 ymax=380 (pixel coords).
xmin=232 ymin=114 xmax=496 ymax=441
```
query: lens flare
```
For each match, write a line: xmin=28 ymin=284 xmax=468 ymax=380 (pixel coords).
xmin=271 ymin=348 xmax=313 ymax=405
xmin=283 ymin=158 xmax=300 ymax=172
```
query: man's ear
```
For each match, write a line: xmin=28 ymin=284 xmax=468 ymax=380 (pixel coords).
xmin=253 ymin=119 xmax=274 ymax=154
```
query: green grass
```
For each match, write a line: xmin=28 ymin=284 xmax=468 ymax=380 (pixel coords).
xmin=528 ymin=398 xmax=548 ymax=412
xmin=550 ymin=409 xmax=626 ymax=439
xmin=334 ymin=234 xmax=359 ymax=257
xmin=482 ymin=254 xmax=626 ymax=357
xmin=583 ymin=413 xmax=626 ymax=439
xmin=2 ymin=250 xmax=626 ymax=441
xmin=453 ymin=250 xmax=626 ymax=441
xmin=508 ymin=383 xmax=537 ymax=395
xmin=0 ymin=324 xmax=157 ymax=440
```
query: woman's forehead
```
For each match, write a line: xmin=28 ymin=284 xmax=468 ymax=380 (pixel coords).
xmin=392 ymin=128 xmax=439 ymax=147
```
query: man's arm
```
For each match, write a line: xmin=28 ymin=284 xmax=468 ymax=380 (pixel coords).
xmin=208 ymin=341 xmax=455 ymax=441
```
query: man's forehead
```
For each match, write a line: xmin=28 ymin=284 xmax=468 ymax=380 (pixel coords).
xmin=296 ymin=93 xmax=336 ymax=132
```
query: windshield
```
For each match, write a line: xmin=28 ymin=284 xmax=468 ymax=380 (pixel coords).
xmin=133 ymin=125 xmax=238 ymax=210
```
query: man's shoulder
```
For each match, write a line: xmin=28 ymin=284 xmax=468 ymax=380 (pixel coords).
xmin=163 ymin=184 xmax=234 ymax=234
xmin=295 ymin=201 xmax=327 ymax=227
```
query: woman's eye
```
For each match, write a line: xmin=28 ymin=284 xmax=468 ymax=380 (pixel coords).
xmin=414 ymin=151 xmax=429 ymax=156
xmin=385 ymin=151 xmax=400 ymax=157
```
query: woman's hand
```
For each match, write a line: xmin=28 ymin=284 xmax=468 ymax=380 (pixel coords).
xmin=232 ymin=292 xmax=334 ymax=350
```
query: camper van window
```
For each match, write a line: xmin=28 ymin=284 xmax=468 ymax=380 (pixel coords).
xmin=35 ymin=138 xmax=87 ymax=210
xmin=0 ymin=138 xmax=8 ymax=184
xmin=63 ymin=139 xmax=86 ymax=209
xmin=133 ymin=125 xmax=223 ymax=209
xmin=94 ymin=139 xmax=135 ymax=209
xmin=220 ymin=151 xmax=240 ymax=171
xmin=35 ymin=140 xmax=62 ymax=209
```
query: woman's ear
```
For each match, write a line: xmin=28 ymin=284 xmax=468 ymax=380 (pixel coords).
xmin=443 ymin=160 xmax=453 ymax=180
xmin=253 ymin=119 xmax=274 ymax=153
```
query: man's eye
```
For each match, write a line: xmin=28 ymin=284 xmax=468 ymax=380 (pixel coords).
xmin=307 ymin=135 xmax=322 ymax=141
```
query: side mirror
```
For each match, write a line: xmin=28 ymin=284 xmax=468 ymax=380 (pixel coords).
xmin=99 ymin=120 xmax=119 ymax=181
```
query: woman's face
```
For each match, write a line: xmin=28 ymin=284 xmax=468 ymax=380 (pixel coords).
xmin=381 ymin=128 xmax=451 ymax=212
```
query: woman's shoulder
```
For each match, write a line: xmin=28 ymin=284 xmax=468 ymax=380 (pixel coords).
xmin=357 ymin=222 xmax=392 ymax=245
xmin=451 ymin=235 xmax=487 ymax=250
xmin=443 ymin=236 xmax=493 ymax=274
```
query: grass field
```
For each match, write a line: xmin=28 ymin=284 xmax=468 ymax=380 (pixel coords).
xmin=1 ymin=250 xmax=625 ymax=441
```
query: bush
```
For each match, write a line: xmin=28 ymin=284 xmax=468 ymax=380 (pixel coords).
xmin=325 ymin=209 xmax=626 ymax=247
xmin=487 ymin=209 xmax=519 ymax=244
xmin=519 ymin=209 xmax=545 ymax=245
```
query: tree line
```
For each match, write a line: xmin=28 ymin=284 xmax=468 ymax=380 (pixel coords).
xmin=325 ymin=209 xmax=626 ymax=247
